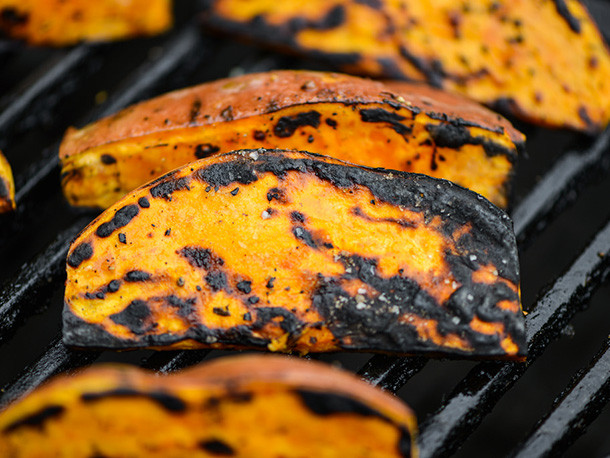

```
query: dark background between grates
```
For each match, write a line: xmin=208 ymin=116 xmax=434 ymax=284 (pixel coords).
xmin=0 ymin=1 xmax=610 ymax=457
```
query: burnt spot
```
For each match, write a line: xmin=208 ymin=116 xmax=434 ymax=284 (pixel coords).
xmin=0 ymin=178 xmax=7 ymax=199
xmin=100 ymin=154 xmax=117 ymax=165
xmin=81 ymin=388 xmax=186 ymax=412
xmin=325 ymin=118 xmax=337 ymax=128
xmin=124 ymin=270 xmax=151 ymax=282
xmin=253 ymin=130 xmax=266 ymax=140
xmin=213 ymin=307 xmax=231 ymax=317
xmin=578 ymin=106 xmax=596 ymax=131
xmin=220 ymin=105 xmax=234 ymax=121
xmin=150 ymin=177 xmax=190 ymax=201
xmin=359 ymin=108 xmax=412 ymax=136
xmin=189 ymin=98 xmax=202 ymax=124
xmin=107 ymin=280 xmax=121 ymax=293
xmin=274 ymin=111 xmax=321 ymax=137
xmin=267 ymin=187 xmax=286 ymax=203
xmin=230 ymin=187 xmax=239 ymax=196
xmin=0 ymin=7 xmax=29 ymax=27
xmin=179 ymin=246 xmax=225 ymax=270
xmin=199 ymin=439 xmax=235 ymax=455
xmin=291 ymin=211 xmax=306 ymax=223
xmin=67 ymin=242 xmax=93 ymax=268
xmin=197 ymin=161 xmax=258 ymax=188
xmin=138 ymin=197 xmax=150 ymax=208
xmin=243 ymin=312 xmax=252 ymax=321
xmin=118 ymin=233 xmax=127 ymax=244
xmin=296 ymin=390 xmax=386 ymax=419
xmin=293 ymin=226 xmax=318 ymax=248
xmin=166 ymin=295 xmax=196 ymax=317
xmin=266 ymin=277 xmax=276 ymax=289
xmin=248 ymin=296 xmax=260 ymax=304
xmin=206 ymin=271 xmax=227 ymax=291
xmin=425 ymin=123 xmax=516 ymax=161
xmin=352 ymin=206 xmax=416 ymax=229
xmin=96 ymin=204 xmax=139 ymax=238
xmin=398 ymin=427 xmax=413 ymax=457
xmin=109 ymin=300 xmax=152 ymax=335
xmin=253 ymin=307 xmax=303 ymax=336
xmin=3 ymin=405 xmax=64 ymax=433
xmin=236 ymin=280 xmax=252 ymax=294
xmin=195 ymin=143 xmax=220 ymax=159
xmin=553 ymin=0 xmax=581 ymax=33
xmin=354 ymin=0 xmax=382 ymax=9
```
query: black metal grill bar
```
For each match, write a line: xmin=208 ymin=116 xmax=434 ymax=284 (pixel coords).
xmin=358 ymin=355 xmax=427 ymax=391
xmin=416 ymin=219 xmax=610 ymax=458
xmin=0 ymin=335 xmax=100 ymax=408
xmin=512 ymin=127 xmax=610 ymax=246
xmin=0 ymin=44 xmax=96 ymax=143
xmin=140 ymin=350 xmax=211 ymax=373
xmin=510 ymin=337 xmax=610 ymax=458
xmin=0 ymin=217 xmax=90 ymax=346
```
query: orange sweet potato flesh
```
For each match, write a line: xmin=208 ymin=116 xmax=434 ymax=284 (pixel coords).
xmin=203 ymin=0 xmax=610 ymax=132
xmin=60 ymin=70 xmax=524 ymax=209
xmin=0 ymin=151 xmax=15 ymax=213
xmin=0 ymin=355 xmax=418 ymax=457
xmin=0 ymin=0 xmax=171 ymax=46
xmin=63 ymin=149 xmax=525 ymax=360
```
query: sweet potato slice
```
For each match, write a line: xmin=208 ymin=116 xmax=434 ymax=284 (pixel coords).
xmin=63 ymin=149 xmax=525 ymax=360
xmin=0 ymin=355 xmax=418 ymax=457
xmin=202 ymin=0 xmax=610 ymax=132
xmin=60 ymin=70 xmax=523 ymax=209
xmin=0 ymin=0 xmax=172 ymax=46
xmin=0 ymin=150 xmax=15 ymax=213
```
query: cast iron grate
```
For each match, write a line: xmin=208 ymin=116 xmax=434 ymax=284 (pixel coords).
xmin=0 ymin=1 xmax=609 ymax=456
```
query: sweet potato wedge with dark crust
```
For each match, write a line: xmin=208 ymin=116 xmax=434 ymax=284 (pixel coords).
xmin=60 ymin=70 xmax=524 ymax=209
xmin=0 ymin=0 xmax=171 ymax=46
xmin=202 ymin=0 xmax=610 ymax=132
xmin=0 ymin=355 xmax=418 ymax=457
xmin=64 ymin=149 xmax=525 ymax=360
xmin=0 ymin=150 xmax=15 ymax=213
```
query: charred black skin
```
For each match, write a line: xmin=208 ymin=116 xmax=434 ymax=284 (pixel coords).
xmin=296 ymin=389 xmax=413 ymax=457
xmin=81 ymin=388 xmax=186 ymax=412
xmin=64 ymin=150 xmax=524 ymax=358
xmin=3 ymin=405 xmax=64 ymax=433
xmin=199 ymin=439 xmax=236 ymax=455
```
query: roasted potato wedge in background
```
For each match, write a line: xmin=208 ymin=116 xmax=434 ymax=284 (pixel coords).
xmin=60 ymin=70 xmax=524 ymax=209
xmin=0 ymin=355 xmax=418 ymax=457
xmin=0 ymin=151 xmax=15 ymax=213
xmin=202 ymin=0 xmax=610 ymax=132
xmin=0 ymin=0 xmax=172 ymax=46
xmin=64 ymin=149 xmax=525 ymax=360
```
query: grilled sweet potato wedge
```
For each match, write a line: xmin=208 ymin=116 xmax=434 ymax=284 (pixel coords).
xmin=60 ymin=70 xmax=524 ymax=209
xmin=64 ymin=149 xmax=525 ymax=360
xmin=0 ymin=0 xmax=171 ymax=46
xmin=0 ymin=151 xmax=15 ymax=213
xmin=0 ymin=355 xmax=418 ymax=457
xmin=202 ymin=0 xmax=610 ymax=132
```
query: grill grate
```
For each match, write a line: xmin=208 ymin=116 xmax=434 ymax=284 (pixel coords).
xmin=1 ymin=1 xmax=610 ymax=456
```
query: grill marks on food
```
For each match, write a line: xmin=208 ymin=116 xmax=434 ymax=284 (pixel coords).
xmin=64 ymin=150 xmax=524 ymax=358
xmin=96 ymin=205 xmax=139 ymax=238
xmin=0 ymin=357 xmax=418 ymax=456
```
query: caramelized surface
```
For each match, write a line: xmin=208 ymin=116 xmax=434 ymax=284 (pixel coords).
xmin=60 ymin=70 xmax=523 ymax=209
xmin=0 ymin=0 xmax=171 ymax=45
xmin=0 ymin=355 xmax=418 ymax=457
xmin=203 ymin=0 xmax=610 ymax=131
xmin=64 ymin=149 xmax=525 ymax=359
